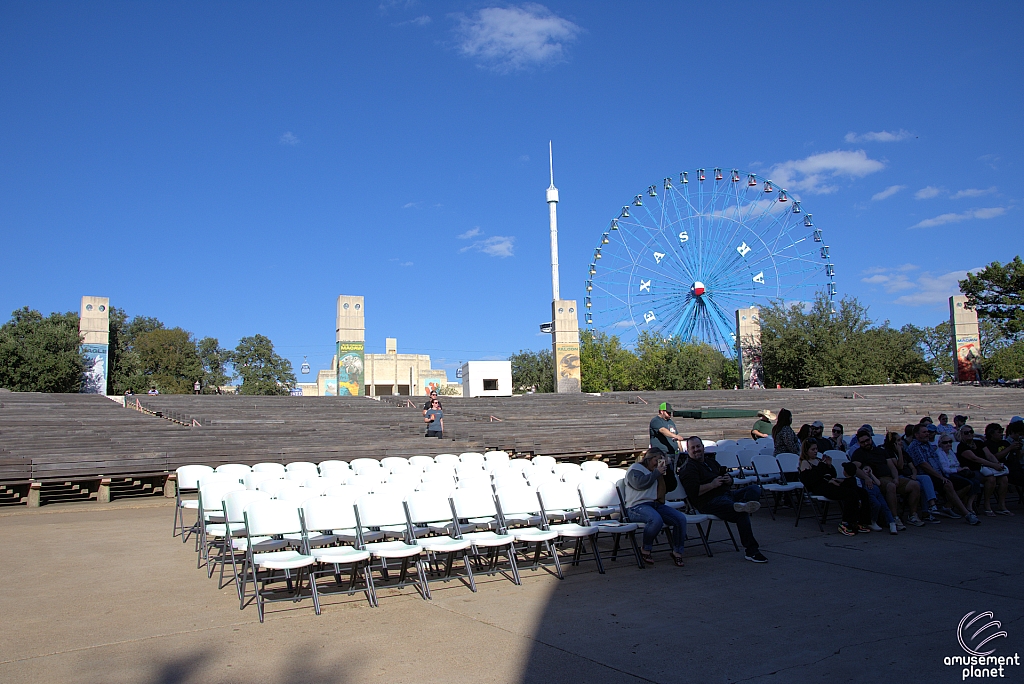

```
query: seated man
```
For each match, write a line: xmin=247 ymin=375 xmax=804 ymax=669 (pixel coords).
xmin=624 ymin=449 xmax=688 ymax=566
xmin=809 ymin=421 xmax=833 ymax=455
xmin=850 ymin=429 xmax=918 ymax=528
xmin=934 ymin=433 xmax=982 ymax=521
xmin=847 ymin=424 xmax=874 ymax=458
xmin=751 ymin=410 xmax=774 ymax=440
xmin=678 ymin=436 xmax=767 ymax=563
xmin=906 ymin=423 xmax=980 ymax=525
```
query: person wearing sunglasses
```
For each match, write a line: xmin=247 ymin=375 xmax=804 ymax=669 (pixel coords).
xmin=422 ymin=390 xmax=442 ymax=416
xmin=934 ymin=435 xmax=982 ymax=522
xmin=829 ymin=424 xmax=847 ymax=452
xmin=955 ymin=425 xmax=1006 ymax=517
xmin=424 ymin=399 xmax=444 ymax=438
xmin=906 ymin=423 xmax=979 ymax=525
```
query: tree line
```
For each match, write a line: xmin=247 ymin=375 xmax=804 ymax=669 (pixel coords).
xmin=0 ymin=306 xmax=295 ymax=395
xmin=510 ymin=257 xmax=1024 ymax=391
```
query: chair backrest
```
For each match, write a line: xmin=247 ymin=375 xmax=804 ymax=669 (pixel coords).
xmin=508 ymin=458 xmax=532 ymax=472
xmin=252 ymin=462 xmax=286 ymax=474
xmin=494 ymin=485 xmax=541 ymax=517
xmin=409 ymin=455 xmax=435 ymax=468
xmin=285 ymin=461 xmax=319 ymax=475
xmin=736 ymin=450 xmax=757 ymax=468
xmin=387 ymin=472 xmax=423 ymax=489
xmin=872 ymin=434 xmax=885 ymax=446
xmin=302 ymin=495 xmax=358 ymax=532
xmin=452 ymin=487 xmax=497 ymax=519
xmin=259 ymin=478 xmax=303 ymax=498
xmin=215 ymin=463 xmax=252 ymax=477
xmin=274 ymin=487 xmax=311 ymax=504
xmin=199 ymin=472 xmax=244 ymax=487
xmin=324 ymin=483 xmax=368 ymax=501
xmin=484 ymin=451 xmax=510 ymax=466
xmin=775 ymin=453 xmax=801 ymax=474
xmin=531 ymin=455 xmax=556 ymax=472
xmin=224 ymin=489 xmax=270 ymax=524
xmin=244 ymin=471 xmax=280 ymax=491
xmin=405 ymin=490 xmax=456 ymax=526
xmin=301 ymin=478 xmax=333 ymax=496
xmin=244 ymin=499 xmax=303 ymax=537
xmin=284 ymin=470 xmax=311 ymax=481
xmin=434 ymin=453 xmax=460 ymax=467
xmin=580 ymin=460 xmax=609 ymax=473
xmin=597 ymin=468 xmax=627 ymax=483
xmin=459 ymin=452 xmax=485 ymax=467
xmin=579 ymin=478 xmax=619 ymax=508
xmin=736 ymin=438 xmax=756 ymax=448
xmin=318 ymin=460 xmax=349 ymax=471
xmin=176 ymin=465 xmax=214 ymax=490
xmin=553 ymin=463 xmax=582 ymax=476
xmin=351 ymin=459 xmax=386 ymax=476
xmin=381 ymin=457 xmax=411 ymax=473
xmin=356 ymin=493 xmax=408 ymax=529
xmin=537 ymin=482 xmax=582 ymax=516
xmin=665 ymin=478 xmax=685 ymax=502
xmin=524 ymin=466 xmax=558 ymax=487
xmin=346 ymin=473 xmax=388 ymax=491
xmin=751 ymin=455 xmax=783 ymax=480
xmin=822 ymin=449 xmax=846 ymax=461
xmin=200 ymin=481 xmax=245 ymax=513
xmin=455 ymin=462 xmax=486 ymax=478
xmin=560 ymin=470 xmax=587 ymax=487
xmin=493 ymin=472 xmax=526 ymax=490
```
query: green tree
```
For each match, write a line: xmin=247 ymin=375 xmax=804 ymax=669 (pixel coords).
xmin=0 ymin=307 xmax=84 ymax=392
xmin=198 ymin=337 xmax=230 ymax=391
xmin=135 ymin=328 xmax=204 ymax=394
xmin=232 ymin=334 xmax=295 ymax=395
xmin=906 ymin=321 xmax=954 ymax=381
xmin=509 ymin=349 xmax=553 ymax=393
xmin=108 ymin=309 xmax=165 ymax=394
xmin=959 ymin=256 xmax=1024 ymax=338
xmin=632 ymin=333 xmax=738 ymax=391
xmin=579 ymin=331 xmax=635 ymax=392
xmin=983 ymin=340 xmax=1024 ymax=380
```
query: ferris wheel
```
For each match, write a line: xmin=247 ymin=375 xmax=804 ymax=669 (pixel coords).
xmin=585 ymin=168 xmax=836 ymax=352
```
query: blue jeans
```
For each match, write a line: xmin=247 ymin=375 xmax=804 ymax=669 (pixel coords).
xmin=700 ymin=484 xmax=762 ymax=554
xmin=915 ymin=474 xmax=937 ymax=503
xmin=865 ymin=485 xmax=894 ymax=524
xmin=627 ymin=502 xmax=687 ymax=554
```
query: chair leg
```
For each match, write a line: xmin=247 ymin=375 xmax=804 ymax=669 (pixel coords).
xmin=363 ymin=562 xmax=379 ymax=607
xmin=590 ymin=536 xmax=605 ymax=574
xmin=546 ymin=541 xmax=564 ymax=579
xmin=793 ymin=490 xmax=805 ymax=528
xmin=627 ymin=530 xmax=645 ymax=568
xmin=506 ymin=544 xmax=522 ymax=585
xmin=309 ymin=568 xmax=321 ymax=616
xmin=694 ymin=522 xmax=713 ymax=557
xmin=462 ymin=551 xmax=477 ymax=592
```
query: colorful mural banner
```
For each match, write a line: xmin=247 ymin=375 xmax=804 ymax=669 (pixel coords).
xmin=80 ymin=343 xmax=109 ymax=395
xmin=421 ymin=374 xmax=446 ymax=396
xmin=954 ymin=334 xmax=982 ymax=382
xmin=336 ymin=341 xmax=365 ymax=396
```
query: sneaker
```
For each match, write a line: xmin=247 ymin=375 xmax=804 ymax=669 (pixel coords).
xmin=856 ymin=525 xmax=872 ymax=533
xmin=895 ymin=520 xmax=907 ymax=531
xmin=889 ymin=522 xmax=898 ymax=535
xmin=966 ymin=513 xmax=981 ymax=526
xmin=907 ymin=515 xmax=925 ymax=527
xmin=942 ymin=507 xmax=962 ymax=519
xmin=927 ymin=505 xmax=945 ymax=518
xmin=869 ymin=522 xmax=884 ymax=531
xmin=733 ymin=501 xmax=761 ymax=515
xmin=924 ymin=513 xmax=942 ymax=524
xmin=744 ymin=551 xmax=769 ymax=563
xmin=839 ymin=523 xmax=857 ymax=537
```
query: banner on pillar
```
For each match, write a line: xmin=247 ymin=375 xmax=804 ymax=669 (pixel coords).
xmin=336 ymin=342 xmax=364 ymax=396
xmin=954 ymin=334 xmax=982 ymax=382
xmin=555 ymin=342 xmax=581 ymax=393
xmin=80 ymin=343 xmax=108 ymax=395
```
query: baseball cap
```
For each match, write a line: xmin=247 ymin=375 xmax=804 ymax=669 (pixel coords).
xmin=860 ymin=424 xmax=874 ymax=435
xmin=1010 ymin=416 xmax=1023 ymax=424
xmin=659 ymin=402 xmax=673 ymax=413
xmin=811 ymin=420 xmax=824 ymax=428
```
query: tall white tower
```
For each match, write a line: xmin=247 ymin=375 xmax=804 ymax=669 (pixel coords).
xmin=546 ymin=142 xmax=581 ymax=393
xmin=546 ymin=141 xmax=560 ymax=300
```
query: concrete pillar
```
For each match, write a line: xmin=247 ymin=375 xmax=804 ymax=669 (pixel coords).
xmin=97 ymin=478 xmax=111 ymax=503
xmin=79 ymin=296 xmax=110 ymax=395
xmin=950 ymin=296 xmax=982 ymax=382
xmin=552 ymin=299 xmax=581 ymax=393
xmin=164 ymin=473 xmax=177 ymax=498
xmin=27 ymin=481 xmax=41 ymax=507
xmin=736 ymin=307 xmax=763 ymax=389
xmin=336 ymin=296 xmax=365 ymax=396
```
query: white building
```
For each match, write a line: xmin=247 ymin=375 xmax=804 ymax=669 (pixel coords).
xmin=460 ymin=361 xmax=513 ymax=398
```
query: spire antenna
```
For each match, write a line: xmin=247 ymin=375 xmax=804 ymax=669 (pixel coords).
xmin=548 ymin=140 xmax=555 ymax=188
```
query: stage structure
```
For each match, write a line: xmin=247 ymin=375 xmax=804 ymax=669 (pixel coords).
xmin=735 ymin=307 xmax=764 ymax=389
xmin=950 ymin=295 xmax=982 ymax=382
xmin=79 ymin=296 xmax=110 ymax=395
xmin=545 ymin=142 xmax=582 ymax=394
xmin=335 ymin=295 xmax=365 ymax=396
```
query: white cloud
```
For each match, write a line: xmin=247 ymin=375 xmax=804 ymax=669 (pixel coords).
xmin=460 ymin=235 xmax=515 ymax=257
xmin=844 ymin=129 xmax=912 ymax=143
xmin=457 ymin=227 xmax=482 ymax=239
xmin=871 ymin=185 xmax=906 ymax=201
xmin=908 ymin=206 xmax=1007 ymax=229
xmin=397 ymin=15 xmax=431 ymax=26
xmin=950 ymin=186 xmax=997 ymax=199
xmin=769 ymin=150 xmax=885 ymax=194
xmin=862 ymin=265 xmax=981 ymax=306
xmin=914 ymin=186 xmax=942 ymax=199
xmin=403 ymin=201 xmax=422 ymax=209
xmin=452 ymin=3 xmax=581 ymax=72
xmin=279 ymin=131 xmax=299 ymax=145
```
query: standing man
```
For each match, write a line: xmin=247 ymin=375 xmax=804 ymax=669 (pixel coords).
xmin=679 ymin=436 xmax=766 ymax=563
xmin=650 ymin=402 xmax=686 ymax=462
xmin=751 ymin=410 xmax=775 ymax=440
xmin=193 ymin=380 xmax=201 ymax=395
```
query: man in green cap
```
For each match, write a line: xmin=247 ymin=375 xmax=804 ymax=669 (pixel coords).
xmin=650 ymin=402 xmax=686 ymax=460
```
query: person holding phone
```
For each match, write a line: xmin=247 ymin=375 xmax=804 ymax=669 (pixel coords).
xmin=624 ymin=449 xmax=688 ymax=566
xmin=424 ymin=399 xmax=443 ymax=438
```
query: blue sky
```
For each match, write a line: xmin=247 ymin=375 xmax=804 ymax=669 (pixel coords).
xmin=1 ymin=1 xmax=1021 ymax=380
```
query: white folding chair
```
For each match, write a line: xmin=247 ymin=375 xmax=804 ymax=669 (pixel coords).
xmin=434 ymin=453 xmax=460 ymax=467
xmin=381 ymin=457 xmax=411 ymax=474
xmin=752 ymin=454 xmax=805 ymax=521
xmin=318 ymin=460 xmax=349 ymax=473
xmin=404 ymin=490 xmax=477 ymax=593
xmin=197 ymin=480 xmax=245 ymax=571
xmin=553 ymin=463 xmax=582 ymax=478
xmin=493 ymin=485 xmax=562 ymax=578
xmin=173 ymin=464 xmax=213 ymax=541
xmin=252 ymin=462 xmax=286 ymax=475
xmin=560 ymin=470 xmax=587 ymax=487
xmin=508 ymin=458 xmax=532 ymax=473
xmin=409 ymin=455 xmax=435 ymax=469
xmin=459 ymin=452 xmax=486 ymax=467
xmin=524 ymin=465 xmax=558 ymax=488
xmin=351 ymin=459 xmax=386 ymax=477
xmin=242 ymin=500 xmax=320 ymax=622
xmin=356 ymin=494 xmax=430 ymax=600
xmin=597 ymin=468 xmax=627 ymax=484
xmin=244 ymin=471 xmax=280 ymax=491
xmin=221 ymin=490 xmax=287 ymax=605
xmin=484 ymin=451 xmax=510 ymax=468
xmin=580 ymin=460 xmax=609 ymax=473
xmin=215 ymin=463 xmax=252 ymax=479
xmin=531 ymin=455 xmax=556 ymax=472
xmin=451 ymin=487 xmax=521 ymax=585
xmin=536 ymin=482 xmax=604 ymax=573
xmin=301 ymin=496 xmax=376 ymax=607
xmin=577 ymin=478 xmax=643 ymax=568
xmin=286 ymin=461 xmax=319 ymax=478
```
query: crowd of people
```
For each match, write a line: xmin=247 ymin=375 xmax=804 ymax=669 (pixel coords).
xmin=623 ymin=402 xmax=1022 ymax=565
